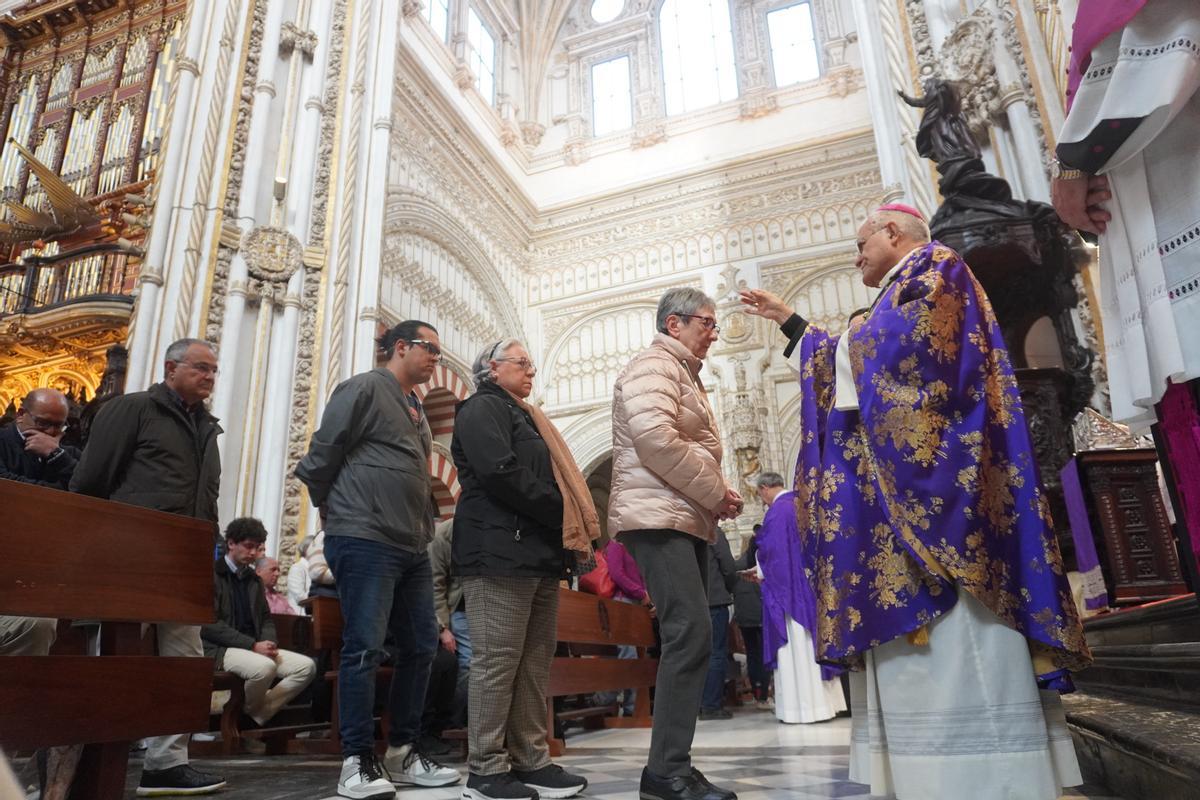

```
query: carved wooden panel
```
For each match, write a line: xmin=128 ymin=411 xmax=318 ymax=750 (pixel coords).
xmin=1077 ymin=449 xmax=1187 ymax=606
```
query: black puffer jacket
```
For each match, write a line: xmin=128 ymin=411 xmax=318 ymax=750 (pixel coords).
xmin=451 ymin=382 xmax=565 ymax=577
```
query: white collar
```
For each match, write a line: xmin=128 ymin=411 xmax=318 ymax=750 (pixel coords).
xmin=880 ymin=246 xmax=923 ymax=289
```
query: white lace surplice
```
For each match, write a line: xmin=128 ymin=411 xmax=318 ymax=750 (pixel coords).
xmin=1059 ymin=2 xmax=1200 ymax=426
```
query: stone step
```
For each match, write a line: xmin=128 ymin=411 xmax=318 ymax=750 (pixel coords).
xmin=1064 ymin=691 xmax=1200 ymax=800
xmin=1074 ymin=642 xmax=1200 ymax=710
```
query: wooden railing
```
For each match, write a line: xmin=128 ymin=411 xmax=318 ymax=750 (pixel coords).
xmin=0 ymin=245 xmax=137 ymax=316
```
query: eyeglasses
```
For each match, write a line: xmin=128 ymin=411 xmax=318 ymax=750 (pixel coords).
xmin=19 ymin=411 xmax=68 ymax=432
xmin=406 ymin=339 xmax=443 ymax=360
xmin=178 ymin=361 xmax=219 ymax=376
xmin=495 ymin=357 xmax=537 ymax=374
xmin=856 ymin=226 xmax=889 ymax=254
xmin=678 ymin=314 xmax=720 ymax=333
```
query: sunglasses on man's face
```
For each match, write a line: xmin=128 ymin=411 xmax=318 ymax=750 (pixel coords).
xmin=405 ymin=339 xmax=443 ymax=359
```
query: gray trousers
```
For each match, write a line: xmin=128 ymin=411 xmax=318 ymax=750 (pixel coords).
xmin=464 ymin=576 xmax=559 ymax=776
xmin=621 ymin=529 xmax=711 ymax=778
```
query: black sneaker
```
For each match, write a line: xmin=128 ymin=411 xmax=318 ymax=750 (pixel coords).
xmin=698 ymin=707 xmax=732 ymax=720
xmin=511 ymin=764 xmax=587 ymax=799
xmin=638 ymin=767 xmax=735 ymax=800
xmin=136 ymin=764 xmax=227 ymax=796
xmin=463 ymin=771 xmax=540 ymax=800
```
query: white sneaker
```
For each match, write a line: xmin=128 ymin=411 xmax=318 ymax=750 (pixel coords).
xmin=384 ymin=743 xmax=461 ymax=787
xmin=338 ymin=754 xmax=396 ymax=799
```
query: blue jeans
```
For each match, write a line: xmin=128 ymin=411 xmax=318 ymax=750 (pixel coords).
xmin=450 ymin=608 xmax=472 ymax=726
xmin=701 ymin=606 xmax=730 ymax=711
xmin=325 ymin=535 xmax=438 ymax=756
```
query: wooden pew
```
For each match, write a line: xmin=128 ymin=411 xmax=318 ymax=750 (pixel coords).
xmin=0 ymin=479 xmax=216 ymax=800
xmin=547 ymin=588 xmax=657 ymax=756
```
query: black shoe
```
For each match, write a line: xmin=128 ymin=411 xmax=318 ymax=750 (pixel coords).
xmin=698 ymin=707 xmax=732 ymax=720
xmin=417 ymin=733 xmax=453 ymax=756
xmin=464 ymin=772 xmax=539 ymax=800
xmin=639 ymin=767 xmax=736 ymax=800
xmin=511 ymin=764 xmax=587 ymax=799
xmin=136 ymin=764 xmax=227 ymax=796
xmin=689 ymin=768 xmax=735 ymax=800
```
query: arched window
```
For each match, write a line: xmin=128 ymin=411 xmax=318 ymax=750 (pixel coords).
xmin=767 ymin=2 xmax=820 ymax=87
xmin=658 ymin=0 xmax=737 ymax=116
xmin=592 ymin=56 xmax=633 ymax=136
xmin=466 ymin=8 xmax=497 ymax=105
xmin=424 ymin=0 xmax=450 ymax=42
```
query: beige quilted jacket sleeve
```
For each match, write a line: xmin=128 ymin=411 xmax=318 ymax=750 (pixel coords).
xmin=620 ymin=352 xmax=727 ymax=512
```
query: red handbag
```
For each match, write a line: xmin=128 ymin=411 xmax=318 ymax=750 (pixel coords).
xmin=579 ymin=548 xmax=616 ymax=598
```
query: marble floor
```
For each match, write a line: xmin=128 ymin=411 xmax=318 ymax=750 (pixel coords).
xmin=116 ymin=707 xmax=1124 ymax=800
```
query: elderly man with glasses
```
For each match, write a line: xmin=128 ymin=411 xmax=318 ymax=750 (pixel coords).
xmin=1 ymin=387 xmax=78 ymax=490
xmin=609 ymin=287 xmax=743 ymax=800
xmin=71 ymin=337 xmax=227 ymax=795
xmin=0 ymin=387 xmax=78 ymax=661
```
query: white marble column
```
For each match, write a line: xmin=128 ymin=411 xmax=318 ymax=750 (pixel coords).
xmin=848 ymin=0 xmax=937 ymax=214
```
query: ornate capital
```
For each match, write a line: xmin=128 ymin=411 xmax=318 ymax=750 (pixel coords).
xmin=402 ymin=0 xmax=424 ymax=18
xmin=520 ymin=121 xmax=546 ymax=148
xmin=279 ymin=21 xmax=318 ymax=58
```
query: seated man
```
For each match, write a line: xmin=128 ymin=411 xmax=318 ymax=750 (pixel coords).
xmin=256 ymin=557 xmax=304 ymax=615
xmin=0 ymin=388 xmax=77 ymax=658
xmin=201 ymin=518 xmax=316 ymax=726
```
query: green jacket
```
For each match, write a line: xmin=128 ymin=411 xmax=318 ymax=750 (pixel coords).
xmin=200 ymin=557 xmax=276 ymax=669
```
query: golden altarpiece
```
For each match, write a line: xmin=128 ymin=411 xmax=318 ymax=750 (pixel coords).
xmin=0 ymin=0 xmax=185 ymax=424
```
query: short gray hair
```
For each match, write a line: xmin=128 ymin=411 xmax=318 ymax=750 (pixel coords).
xmin=656 ymin=287 xmax=716 ymax=334
xmin=755 ymin=471 xmax=786 ymax=490
xmin=863 ymin=209 xmax=931 ymax=244
xmin=164 ymin=337 xmax=216 ymax=366
xmin=471 ymin=338 xmax=523 ymax=387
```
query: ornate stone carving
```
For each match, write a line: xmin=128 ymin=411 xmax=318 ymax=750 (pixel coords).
xmin=936 ymin=8 xmax=1001 ymax=139
xmin=739 ymin=89 xmax=778 ymax=119
xmin=241 ymin=226 xmax=305 ymax=283
xmin=902 ymin=0 xmax=936 ymax=81
xmin=520 ymin=121 xmax=545 ymax=147
xmin=279 ymin=22 xmax=319 ymax=58
xmin=204 ymin=0 xmax=270 ymax=345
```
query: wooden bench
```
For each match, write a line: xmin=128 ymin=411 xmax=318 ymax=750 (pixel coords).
xmin=0 ymin=479 xmax=216 ymax=800
xmin=547 ymin=588 xmax=657 ymax=755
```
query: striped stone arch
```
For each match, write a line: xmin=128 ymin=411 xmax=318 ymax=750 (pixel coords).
xmin=418 ymin=365 xmax=470 ymax=517
xmin=430 ymin=445 xmax=461 ymax=518
xmin=416 ymin=364 xmax=471 ymax=437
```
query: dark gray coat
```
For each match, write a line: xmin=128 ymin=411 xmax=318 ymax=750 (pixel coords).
xmin=201 ymin=557 xmax=277 ymax=668
xmin=707 ymin=530 xmax=738 ymax=607
xmin=732 ymin=550 xmax=762 ymax=627
xmin=296 ymin=368 xmax=434 ymax=552
xmin=70 ymin=382 xmax=222 ymax=523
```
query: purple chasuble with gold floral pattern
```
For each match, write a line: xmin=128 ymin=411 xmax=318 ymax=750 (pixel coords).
xmin=792 ymin=241 xmax=1091 ymax=687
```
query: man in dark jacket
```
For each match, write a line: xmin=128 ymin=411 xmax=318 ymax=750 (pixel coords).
xmin=201 ymin=518 xmax=315 ymax=726
xmin=700 ymin=530 xmax=738 ymax=720
xmin=297 ymin=319 xmax=459 ymax=797
xmin=0 ymin=388 xmax=77 ymax=658
xmin=0 ymin=388 xmax=79 ymax=489
xmin=70 ymin=337 xmax=225 ymax=795
xmin=733 ymin=528 xmax=769 ymax=705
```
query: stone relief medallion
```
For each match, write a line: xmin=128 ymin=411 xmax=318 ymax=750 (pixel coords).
xmin=721 ymin=309 xmax=752 ymax=344
xmin=242 ymin=225 xmax=304 ymax=283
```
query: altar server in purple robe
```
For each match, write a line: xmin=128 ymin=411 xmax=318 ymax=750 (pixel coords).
xmin=740 ymin=204 xmax=1092 ymax=800
xmin=752 ymin=471 xmax=845 ymax=724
